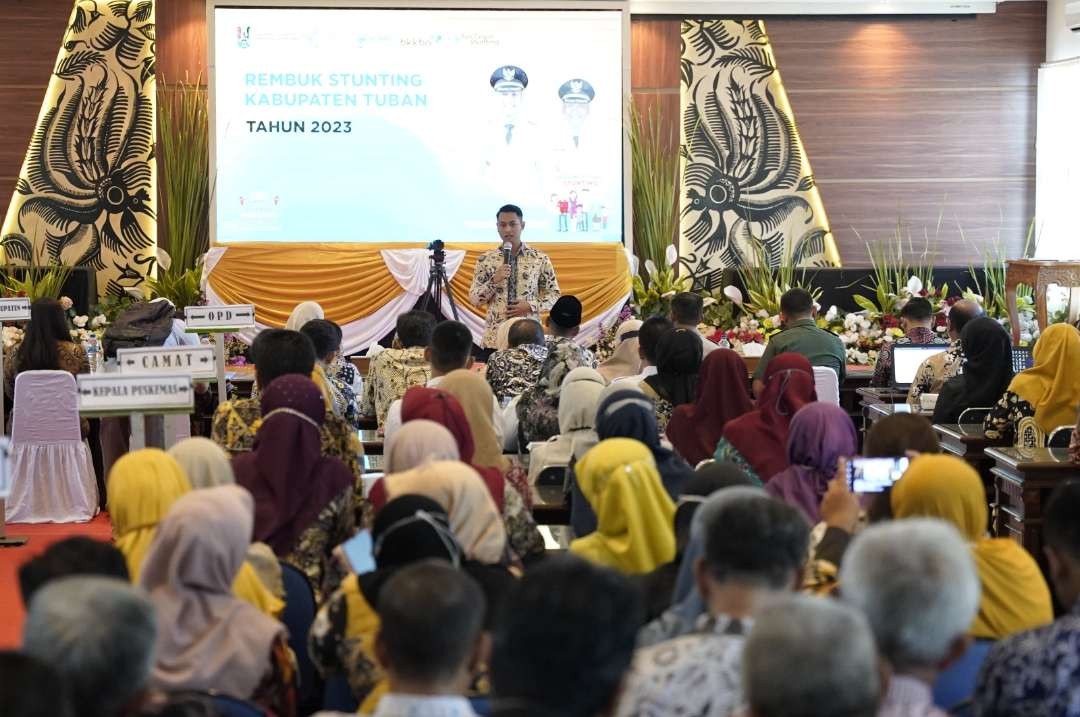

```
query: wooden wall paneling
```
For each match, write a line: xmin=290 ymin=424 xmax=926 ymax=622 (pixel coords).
xmin=157 ymin=0 xmax=208 ymax=83
xmin=631 ymin=17 xmax=681 ymax=89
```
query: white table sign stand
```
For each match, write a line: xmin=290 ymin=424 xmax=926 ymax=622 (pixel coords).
xmin=0 ymin=298 xmax=32 ymax=436
xmin=77 ymin=374 xmax=195 ymax=451
xmin=0 ymin=436 xmax=27 ymax=547
xmin=183 ymin=304 xmax=256 ymax=405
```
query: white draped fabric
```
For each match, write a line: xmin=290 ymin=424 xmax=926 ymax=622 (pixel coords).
xmin=202 ymin=247 xmax=629 ymax=355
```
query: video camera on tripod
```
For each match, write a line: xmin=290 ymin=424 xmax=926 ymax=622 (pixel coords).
xmin=421 ymin=239 xmax=459 ymax=319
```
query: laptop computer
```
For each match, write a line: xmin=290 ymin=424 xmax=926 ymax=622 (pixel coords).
xmin=891 ymin=344 xmax=949 ymax=390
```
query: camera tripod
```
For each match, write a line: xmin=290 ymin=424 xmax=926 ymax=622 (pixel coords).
xmin=421 ymin=243 xmax=460 ymax=320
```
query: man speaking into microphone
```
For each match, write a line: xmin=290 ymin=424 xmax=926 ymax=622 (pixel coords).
xmin=468 ymin=204 xmax=560 ymax=350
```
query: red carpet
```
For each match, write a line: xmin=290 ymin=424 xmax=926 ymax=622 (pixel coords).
xmin=0 ymin=514 xmax=113 ymax=649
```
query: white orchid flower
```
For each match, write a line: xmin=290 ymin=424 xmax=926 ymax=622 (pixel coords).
xmin=702 ymin=297 xmax=717 ymax=308
xmin=906 ymin=276 xmax=923 ymax=296
xmin=755 ymin=309 xmax=769 ymax=319
xmin=723 ymin=285 xmax=744 ymax=306
xmin=73 ymin=315 xmax=88 ymax=328
xmin=91 ymin=314 xmax=108 ymax=329
xmin=665 ymin=244 xmax=678 ymax=267
xmin=644 ymin=259 xmax=657 ymax=278
xmin=825 ymin=305 xmax=839 ymax=321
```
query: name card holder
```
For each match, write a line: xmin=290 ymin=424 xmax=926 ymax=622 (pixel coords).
xmin=117 ymin=345 xmax=218 ymax=380
xmin=0 ymin=298 xmax=31 ymax=433
xmin=184 ymin=304 xmax=258 ymax=404
xmin=77 ymin=373 xmax=195 ymax=450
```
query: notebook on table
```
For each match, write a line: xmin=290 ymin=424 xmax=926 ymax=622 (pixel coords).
xmin=891 ymin=345 xmax=949 ymax=390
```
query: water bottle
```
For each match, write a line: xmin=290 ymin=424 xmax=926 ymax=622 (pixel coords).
xmin=85 ymin=335 xmax=100 ymax=373
xmin=719 ymin=334 xmax=731 ymax=349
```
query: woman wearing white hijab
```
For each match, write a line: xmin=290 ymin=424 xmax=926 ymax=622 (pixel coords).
xmin=284 ymin=301 xmax=324 ymax=331
xmin=597 ymin=319 xmax=643 ymax=383
xmin=528 ymin=367 xmax=607 ymax=483
xmin=384 ymin=419 xmax=461 ymax=473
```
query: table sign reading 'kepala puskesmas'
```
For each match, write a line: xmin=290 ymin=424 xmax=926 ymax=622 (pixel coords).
xmin=76 ymin=374 xmax=194 ymax=415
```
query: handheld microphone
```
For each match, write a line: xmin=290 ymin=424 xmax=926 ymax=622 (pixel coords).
xmin=500 ymin=242 xmax=512 ymax=265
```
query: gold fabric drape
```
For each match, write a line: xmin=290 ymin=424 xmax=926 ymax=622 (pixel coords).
xmin=206 ymin=242 xmax=631 ymax=327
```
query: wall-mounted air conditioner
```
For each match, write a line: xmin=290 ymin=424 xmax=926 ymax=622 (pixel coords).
xmin=628 ymin=0 xmax=998 ymax=14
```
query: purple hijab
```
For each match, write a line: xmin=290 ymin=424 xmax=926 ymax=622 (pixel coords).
xmin=765 ymin=403 xmax=857 ymax=523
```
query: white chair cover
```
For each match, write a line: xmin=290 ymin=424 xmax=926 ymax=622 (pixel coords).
xmin=813 ymin=366 xmax=841 ymax=405
xmin=6 ymin=370 xmax=98 ymax=523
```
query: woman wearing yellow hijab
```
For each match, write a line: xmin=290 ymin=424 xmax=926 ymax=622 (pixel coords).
xmin=108 ymin=448 xmax=284 ymax=617
xmin=984 ymin=323 xmax=1080 ymax=446
xmin=891 ymin=454 xmax=1053 ymax=639
xmin=570 ymin=438 xmax=676 ymax=574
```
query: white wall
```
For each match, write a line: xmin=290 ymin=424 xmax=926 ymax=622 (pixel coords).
xmin=1046 ymin=0 xmax=1080 ymax=62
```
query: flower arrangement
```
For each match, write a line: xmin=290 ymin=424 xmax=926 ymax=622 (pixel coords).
xmin=632 ymin=245 xmax=692 ymax=319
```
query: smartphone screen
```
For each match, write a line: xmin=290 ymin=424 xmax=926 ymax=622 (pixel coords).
xmin=847 ymin=457 xmax=910 ymax=493
xmin=340 ymin=530 xmax=376 ymax=574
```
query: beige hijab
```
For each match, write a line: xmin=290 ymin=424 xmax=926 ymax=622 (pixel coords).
xmin=140 ymin=485 xmax=284 ymax=698
xmin=385 ymin=419 xmax=460 ymax=473
xmin=380 ymin=460 xmax=507 ymax=563
xmin=285 ymin=301 xmax=324 ymax=331
xmin=168 ymin=437 xmax=234 ymax=489
xmin=597 ymin=320 xmax=643 ymax=382
xmin=438 ymin=369 xmax=510 ymax=472
xmin=494 ymin=318 xmax=519 ymax=351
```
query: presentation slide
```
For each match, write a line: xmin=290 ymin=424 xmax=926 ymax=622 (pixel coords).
xmin=212 ymin=7 xmax=625 ymax=244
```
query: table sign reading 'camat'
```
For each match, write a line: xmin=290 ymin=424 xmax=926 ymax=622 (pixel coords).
xmin=117 ymin=346 xmax=218 ymax=381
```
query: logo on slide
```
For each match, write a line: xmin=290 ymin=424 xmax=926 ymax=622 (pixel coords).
xmin=237 ymin=26 xmax=251 ymax=49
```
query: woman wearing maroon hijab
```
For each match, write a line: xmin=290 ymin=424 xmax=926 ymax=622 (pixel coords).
xmin=233 ymin=374 xmax=355 ymax=600
xmin=666 ymin=348 xmax=753 ymax=465
xmin=713 ymin=353 xmax=817 ymax=483
xmin=375 ymin=385 xmax=544 ymax=561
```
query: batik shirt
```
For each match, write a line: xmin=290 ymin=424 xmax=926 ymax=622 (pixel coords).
xmin=616 ymin=614 xmax=750 ymax=717
xmin=983 ymin=391 xmax=1037 ymax=446
xmin=974 ymin=601 xmax=1080 ymax=716
xmin=907 ymin=342 xmax=963 ymax=408
xmin=360 ymin=347 xmax=431 ymax=427
xmin=872 ymin=326 xmax=949 ymax=386
xmin=485 ymin=343 xmax=548 ymax=402
xmin=468 ymin=244 xmax=561 ymax=349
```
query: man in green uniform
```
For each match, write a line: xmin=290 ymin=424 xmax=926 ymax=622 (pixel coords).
xmin=752 ymin=288 xmax=846 ymax=396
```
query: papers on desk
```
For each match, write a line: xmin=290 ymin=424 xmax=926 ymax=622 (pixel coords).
xmin=920 ymin=393 xmax=939 ymax=411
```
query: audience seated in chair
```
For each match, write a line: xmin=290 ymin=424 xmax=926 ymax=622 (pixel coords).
xmin=907 ymin=299 xmax=983 ymax=407
xmin=484 ymin=318 xmax=548 ymax=403
xmin=984 ymin=322 xmax=1080 ymax=446
xmin=932 ymin=317 xmax=1013 ymax=425
xmin=22 ymin=576 xmax=158 ymax=717
xmin=18 ymin=535 xmax=129 ymax=607
xmin=490 ymin=555 xmax=642 ymax=717
xmin=666 ymin=348 xmax=753 ymax=466
xmin=527 ymin=366 xmax=605 ymax=484
xmin=638 ymin=328 xmax=703 ymax=434
xmin=611 ymin=316 xmax=672 ymax=388
xmin=311 ymin=494 xmax=514 ymax=713
xmin=871 ymin=297 xmax=949 ymax=387
xmin=361 ymin=310 xmax=436 ymax=428
xmin=668 ymin=292 xmax=719 ymax=357
xmin=596 ymin=319 xmax=643 ymax=383
xmin=617 ymin=490 xmax=809 ymax=716
xmin=751 ymin=288 xmax=846 ymax=396
xmin=383 ymin=320 xmax=488 ymax=444
xmin=211 ymin=328 xmax=363 ymax=488
xmin=140 ymin=486 xmax=295 ymax=717
xmin=301 ymin=319 xmax=362 ymax=430
xmin=233 ymin=375 xmax=357 ymax=602
xmin=975 ymin=480 xmax=1080 ymax=715
xmin=841 ymin=519 xmax=981 ymax=716
xmin=0 ymin=651 xmax=74 ymax=717
xmin=743 ymin=595 xmax=880 ymax=717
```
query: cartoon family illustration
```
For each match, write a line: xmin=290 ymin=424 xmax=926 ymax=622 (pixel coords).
xmin=551 ymin=190 xmax=607 ymax=233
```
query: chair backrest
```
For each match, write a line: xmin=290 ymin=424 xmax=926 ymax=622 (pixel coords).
xmin=279 ymin=560 xmax=321 ymax=712
xmin=12 ymin=370 xmax=81 ymax=444
xmin=812 ymin=366 xmax=840 ymax=405
xmin=1047 ymin=425 xmax=1075 ymax=449
xmin=211 ymin=694 xmax=268 ymax=717
xmin=957 ymin=407 xmax=993 ymax=426
xmin=932 ymin=638 xmax=993 ymax=712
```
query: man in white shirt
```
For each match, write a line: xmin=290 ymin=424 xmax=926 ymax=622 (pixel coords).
xmin=612 ymin=315 xmax=672 ymax=386
xmin=670 ymin=292 xmax=719 ymax=357
xmin=616 ymin=490 xmax=810 ymax=717
xmin=841 ymin=519 xmax=979 ymax=717
xmin=371 ymin=561 xmax=488 ymax=717
xmin=383 ymin=320 xmax=504 ymax=446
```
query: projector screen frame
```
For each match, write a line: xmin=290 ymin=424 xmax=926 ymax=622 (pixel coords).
xmin=206 ymin=0 xmax=634 ymax=255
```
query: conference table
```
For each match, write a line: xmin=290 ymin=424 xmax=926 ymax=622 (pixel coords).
xmin=862 ymin=402 xmax=933 ymax=431
xmin=986 ymin=447 xmax=1080 ymax=557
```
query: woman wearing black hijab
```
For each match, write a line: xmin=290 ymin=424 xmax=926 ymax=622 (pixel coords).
xmin=640 ymin=328 xmax=703 ymax=433
xmin=932 ymin=316 xmax=1014 ymax=425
